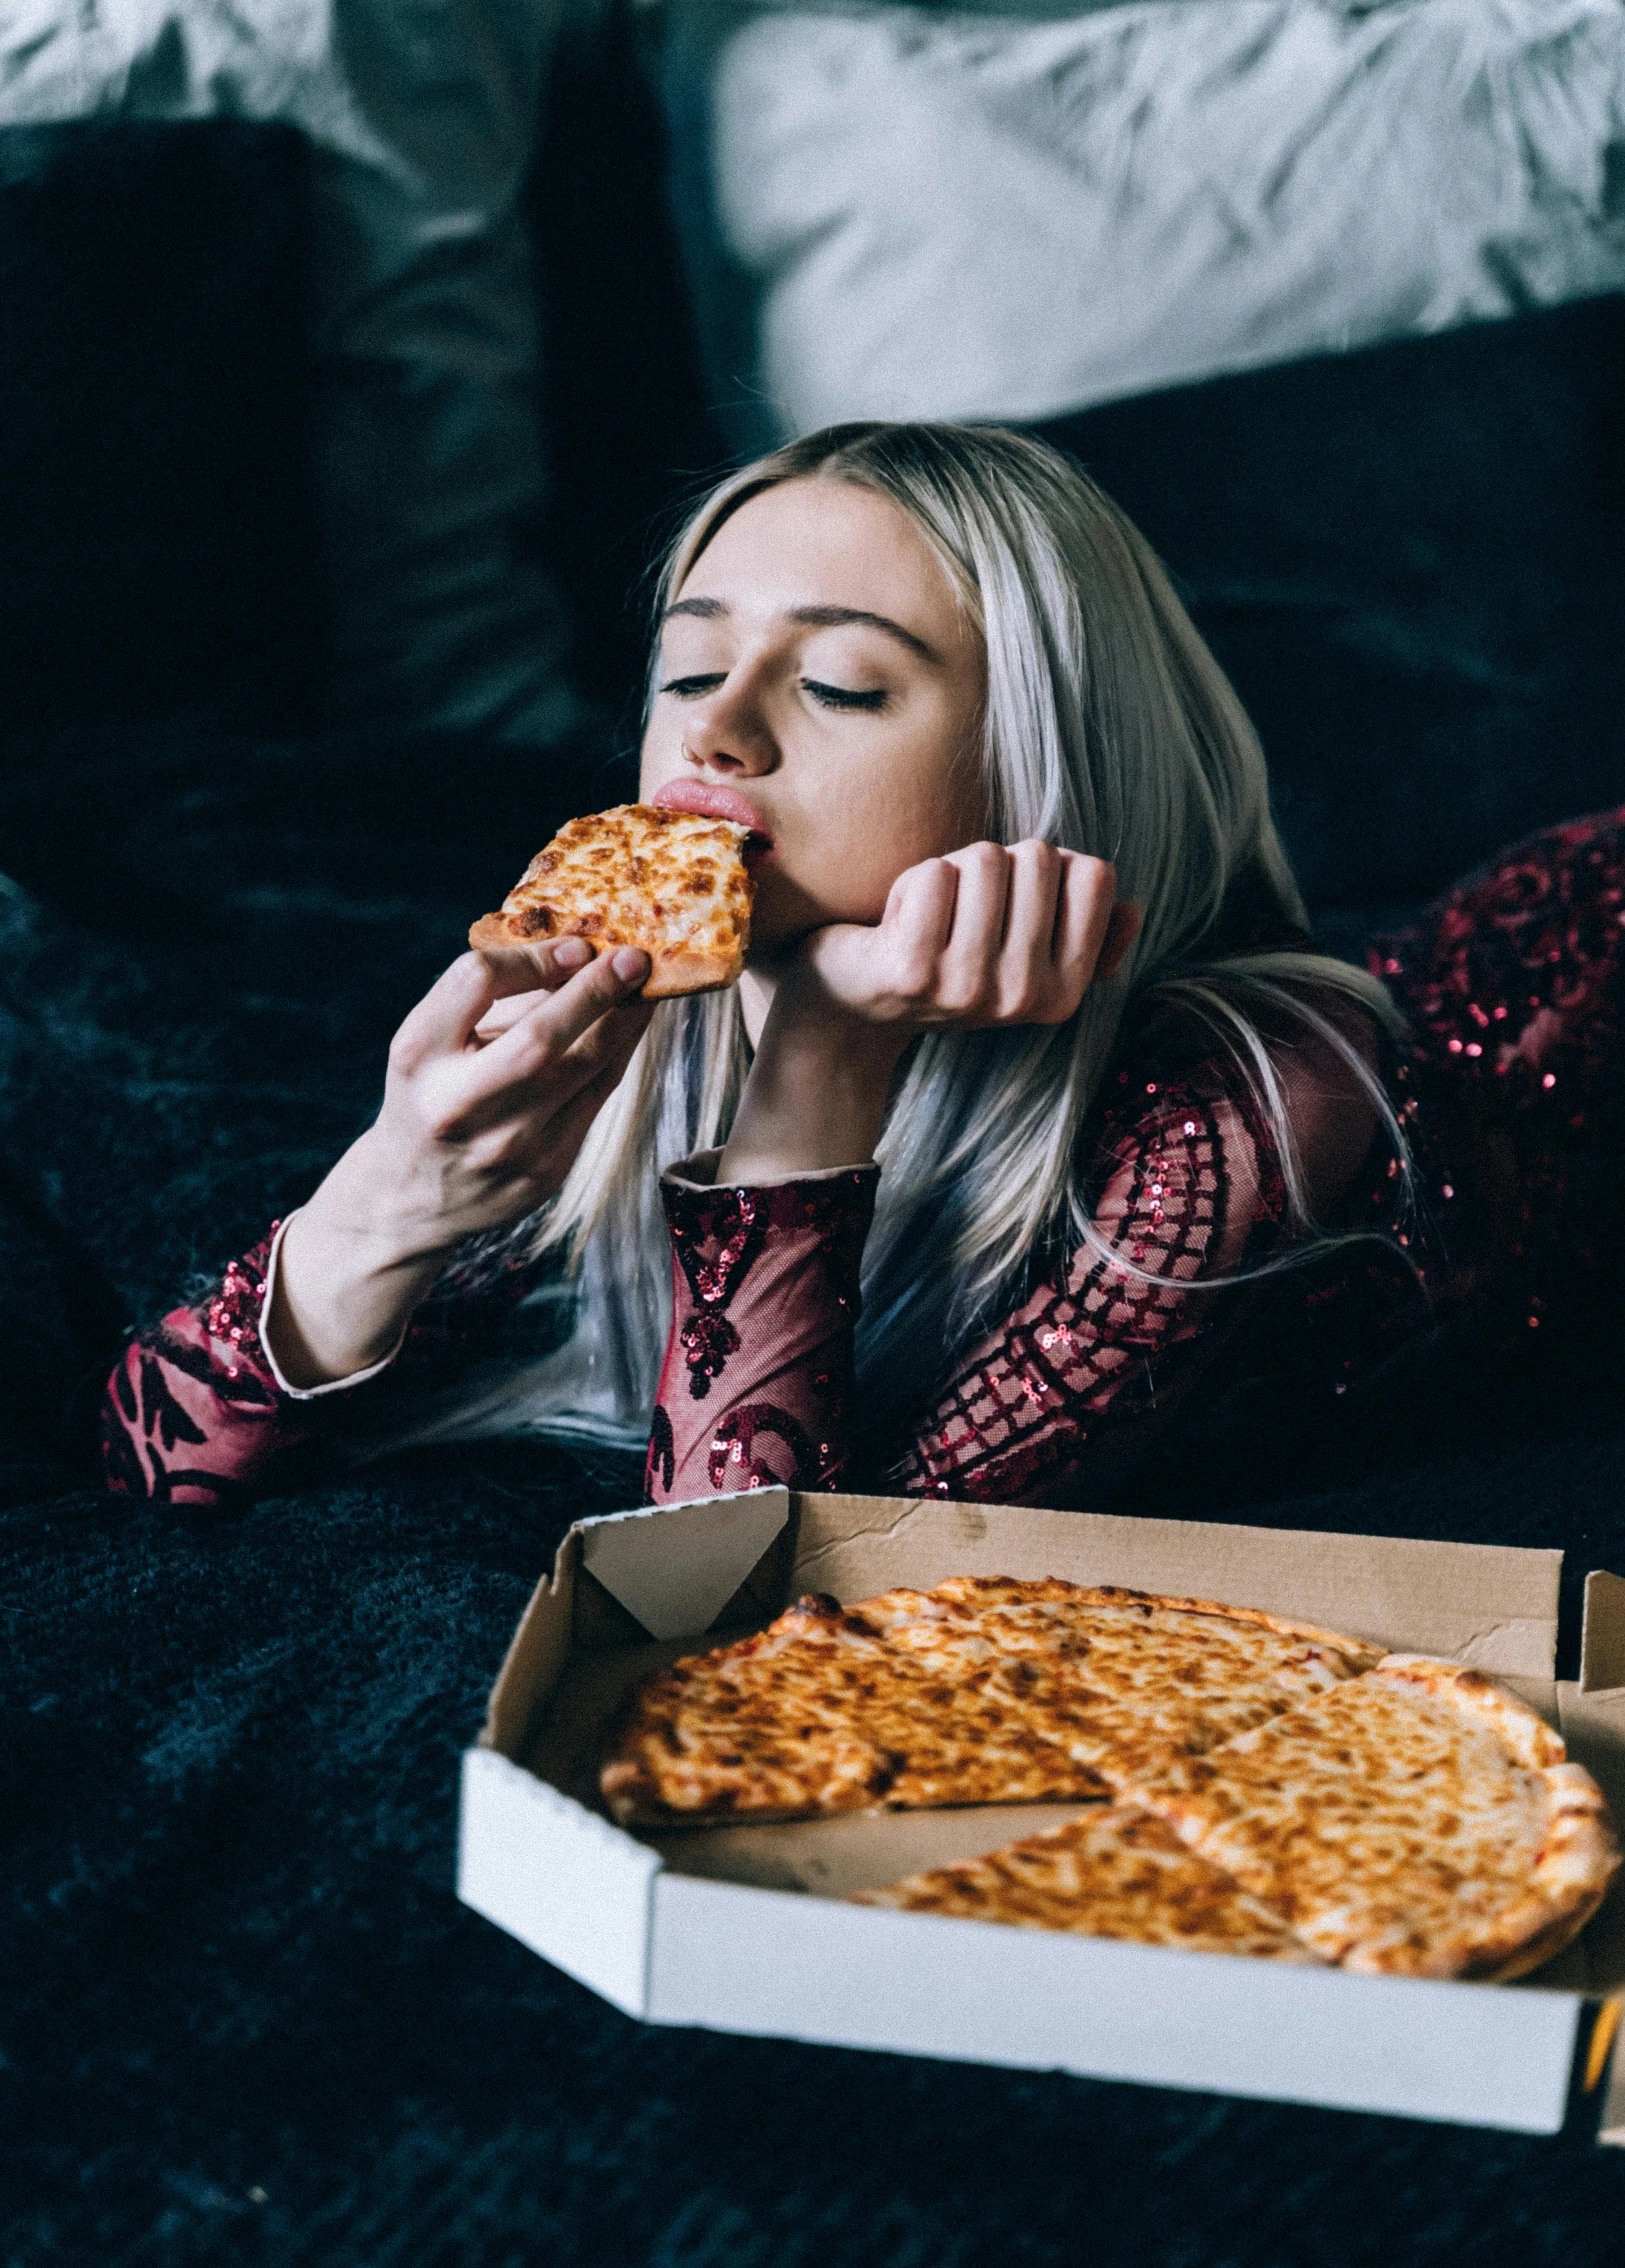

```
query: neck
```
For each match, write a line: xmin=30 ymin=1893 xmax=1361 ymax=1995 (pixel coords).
xmin=738 ymin=966 xmax=776 ymax=1049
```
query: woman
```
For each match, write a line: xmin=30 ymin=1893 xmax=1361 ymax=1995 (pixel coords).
xmin=102 ymin=423 xmax=1625 ymax=1509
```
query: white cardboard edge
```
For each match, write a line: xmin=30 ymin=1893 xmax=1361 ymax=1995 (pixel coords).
xmin=1602 ymin=2040 xmax=1625 ymax=2147
xmin=454 ymin=1744 xmax=1592 ymax=2133
xmin=457 ymin=1748 xmax=658 ymax=2017
xmin=577 ymin=1486 xmax=790 ymax=1640
xmin=644 ymin=1874 xmax=1584 ymax=2133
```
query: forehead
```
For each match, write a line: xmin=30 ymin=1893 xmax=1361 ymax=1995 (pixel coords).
xmin=675 ymin=477 xmax=965 ymax=640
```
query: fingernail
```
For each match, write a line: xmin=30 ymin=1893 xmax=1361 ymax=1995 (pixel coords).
xmin=554 ymin=938 xmax=592 ymax=969
xmin=612 ymin=948 xmax=649 ymax=982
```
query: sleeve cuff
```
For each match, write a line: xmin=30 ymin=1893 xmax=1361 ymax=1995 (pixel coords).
xmin=662 ymin=1149 xmax=880 ymax=1193
xmin=256 ymin=1212 xmax=411 ymax=1401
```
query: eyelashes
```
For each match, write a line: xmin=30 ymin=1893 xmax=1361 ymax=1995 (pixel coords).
xmin=659 ymin=673 xmax=890 ymax=714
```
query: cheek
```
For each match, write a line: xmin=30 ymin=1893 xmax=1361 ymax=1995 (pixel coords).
xmin=798 ymin=744 xmax=975 ymax=918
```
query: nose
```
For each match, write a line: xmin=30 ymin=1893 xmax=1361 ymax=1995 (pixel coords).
xmin=679 ymin=680 xmax=777 ymax=777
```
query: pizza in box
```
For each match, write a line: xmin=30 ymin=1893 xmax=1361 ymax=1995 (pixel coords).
xmin=600 ymin=1576 xmax=1621 ymax=1979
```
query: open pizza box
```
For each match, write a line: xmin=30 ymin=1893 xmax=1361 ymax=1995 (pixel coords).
xmin=457 ymin=1488 xmax=1625 ymax=2139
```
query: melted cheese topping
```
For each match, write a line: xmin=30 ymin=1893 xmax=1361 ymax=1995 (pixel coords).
xmin=599 ymin=1578 xmax=1380 ymax=1827
xmin=475 ymin=804 xmax=754 ymax=995
xmin=856 ymin=1805 xmax=1317 ymax=1960
xmin=601 ymin=1582 xmax=1619 ymax=1977
xmin=1145 ymin=1666 xmax=1610 ymax=1976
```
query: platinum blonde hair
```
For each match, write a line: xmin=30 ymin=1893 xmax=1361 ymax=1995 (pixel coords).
xmin=420 ymin=422 xmax=1409 ymax=1453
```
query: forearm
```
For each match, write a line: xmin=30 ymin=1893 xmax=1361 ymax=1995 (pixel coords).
xmin=265 ymin=1128 xmax=459 ymax=1388
xmin=718 ymin=1011 xmax=907 ymax=1183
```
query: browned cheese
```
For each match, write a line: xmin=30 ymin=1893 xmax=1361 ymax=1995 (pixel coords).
xmin=469 ymin=804 xmax=754 ymax=997
xmin=599 ymin=1576 xmax=1381 ymax=1828
xmin=1142 ymin=1657 xmax=1621 ymax=1977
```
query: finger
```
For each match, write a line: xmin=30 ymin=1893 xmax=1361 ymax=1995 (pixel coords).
xmin=471 ymin=992 xmax=540 ymax=1046
xmin=388 ymin=953 xmax=501 ymax=1076
xmin=1051 ymin=854 xmax=1120 ymax=1012
xmin=937 ymin=843 xmax=1012 ymax=1015
xmin=994 ymin=840 xmax=1065 ymax=1017
xmin=474 ymin=935 xmax=596 ymax=1001
xmin=873 ymin=858 xmax=960 ymax=1004
xmin=388 ymin=937 xmax=601 ymax=1076
xmin=1095 ymin=899 xmax=1142 ymax=983
xmin=458 ymin=946 xmax=651 ymax=1108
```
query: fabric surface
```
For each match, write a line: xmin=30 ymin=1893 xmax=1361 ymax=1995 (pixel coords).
xmin=1035 ymin=295 xmax=1625 ymax=942
xmin=666 ymin=0 xmax=1625 ymax=447
xmin=0 ymin=15 xmax=578 ymax=744
xmin=0 ymin=118 xmax=323 ymax=736
xmin=5 ymin=727 xmax=1625 ymax=2260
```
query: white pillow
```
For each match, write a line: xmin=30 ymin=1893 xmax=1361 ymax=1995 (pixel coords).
xmin=1 ymin=0 xmax=579 ymax=743
xmin=683 ymin=0 xmax=1625 ymax=436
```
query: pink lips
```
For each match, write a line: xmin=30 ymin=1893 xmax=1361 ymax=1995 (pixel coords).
xmin=651 ymin=779 xmax=771 ymax=844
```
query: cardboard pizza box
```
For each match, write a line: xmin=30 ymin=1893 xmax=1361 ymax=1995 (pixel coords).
xmin=457 ymin=1489 xmax=1625 ymax=2139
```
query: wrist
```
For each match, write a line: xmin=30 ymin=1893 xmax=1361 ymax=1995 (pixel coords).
xmin=718 ymin=1008 xmax=906 ymax=1183
xmin=301 ymin=1126 xmax=466 ymax=1273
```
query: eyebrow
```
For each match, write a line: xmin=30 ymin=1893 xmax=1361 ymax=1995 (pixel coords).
xmin=662 ymin=596 xmax=940 ymax=664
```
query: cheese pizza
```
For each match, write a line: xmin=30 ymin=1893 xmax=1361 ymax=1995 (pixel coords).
xmin=470 ymin=803 xmax=754 ymax=997
xmin=854 ymin=1805 xmax=1316 ymax=1962
xmin=598 ymin=1574 xmax=1621 ymax=1981
xmin=598 ymin=1577 xmax=1381 ymax=1828
xmin=1140 ymin=1654 xmax=1620 ymax=1978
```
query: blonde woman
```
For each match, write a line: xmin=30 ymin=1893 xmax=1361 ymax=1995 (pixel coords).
xmin=102 ymin=424 xmax=1620 ymax=1508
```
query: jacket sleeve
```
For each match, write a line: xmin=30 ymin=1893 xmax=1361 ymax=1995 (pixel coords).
xmin=645 ymin=1154 xmax=879 ymax=1502
xmin=101 ymin=1214 xmax=546 ymax=1505
xmin=891 ymin=1030 xmax=1386 ymax=1505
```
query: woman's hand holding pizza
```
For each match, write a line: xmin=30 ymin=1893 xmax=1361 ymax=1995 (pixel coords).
xmin=268 ymin=939 xmax=652 ymax=1387
xmin=719 ymin=842 xmax=1139 ymax=1184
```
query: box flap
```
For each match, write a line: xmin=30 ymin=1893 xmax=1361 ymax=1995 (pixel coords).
xmin=1582 ymin=1570 xmax=1625 ymax=1696
xmin=578 ymin=1487 xmax=790 ymax=1640
xmin=481 ymin=1528 xmax=582 ymax=1759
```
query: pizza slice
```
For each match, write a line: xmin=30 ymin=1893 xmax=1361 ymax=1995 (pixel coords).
xmin=470 ymin=802 xmax=755 ymax=997
xmin=1132 ymin=1656 xmax=1621 ymax=1978
xmin=597 ymin=1579 xmax=1380 ymax=1829
xmin=598 ymin=1591 xmax=1111 ymax=1827
xmin=853 ymin=1804 xmax=1317 ymax=1962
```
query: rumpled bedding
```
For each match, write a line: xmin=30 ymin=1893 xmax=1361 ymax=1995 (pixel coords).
xmin=669 ymin=0 xmax=1625 ymax=444
xmin=0 ymin=6 xmax=579 ymax=746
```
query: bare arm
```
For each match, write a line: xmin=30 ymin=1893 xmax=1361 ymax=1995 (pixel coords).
xmin=269 ymin=937 xmax=653 ymax=1386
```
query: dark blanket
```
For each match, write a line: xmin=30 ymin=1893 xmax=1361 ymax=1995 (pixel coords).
xmin=5 ymin=731 xmax=1625 ymax=2265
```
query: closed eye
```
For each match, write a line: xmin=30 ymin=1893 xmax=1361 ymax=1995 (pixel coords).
xmin=803 ymin=679 xmax=889 ymax=712
xmin=660 ymin=673 xmax=727 ymax=698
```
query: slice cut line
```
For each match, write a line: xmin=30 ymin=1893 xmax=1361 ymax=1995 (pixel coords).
xmin=598 ymin=1576 xmax=1382 ymax=1828
xmin=1131 ymin=1655 xmax=1622 ymax=1978
xmin=853 ymin=1803 xmax=1320 ymax=1962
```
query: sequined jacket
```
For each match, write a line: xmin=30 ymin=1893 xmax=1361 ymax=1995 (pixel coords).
xmin=101 ymin=809 xmax=1625 ymax=1511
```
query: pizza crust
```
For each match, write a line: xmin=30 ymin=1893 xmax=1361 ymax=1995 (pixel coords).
xmin=1137 ymin=1655 xmax=1621 ymax=1978
xmin=470 ymin=803 xmax=755 ymax=997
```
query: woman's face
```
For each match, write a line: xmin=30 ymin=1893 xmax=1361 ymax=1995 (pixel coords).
xmin=638 ymin=477 xmax=987 ymax=954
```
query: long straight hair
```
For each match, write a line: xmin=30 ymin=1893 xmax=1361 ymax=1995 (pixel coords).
xmin=414 ymin=423 xmax=1409 ymax=1451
